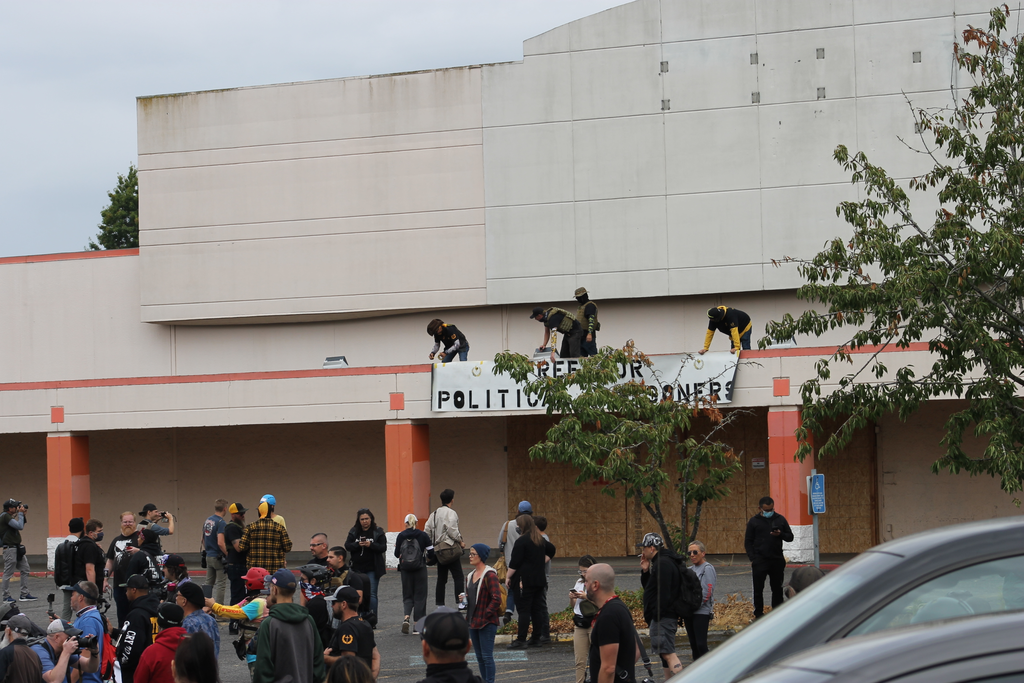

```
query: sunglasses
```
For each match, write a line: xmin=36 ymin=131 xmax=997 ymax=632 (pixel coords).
xmin=687 ymin=550 xmax=701 ymax=555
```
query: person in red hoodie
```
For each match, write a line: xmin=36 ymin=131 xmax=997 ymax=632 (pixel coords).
xmin=134 ymin=603 xmax=186 ymax=683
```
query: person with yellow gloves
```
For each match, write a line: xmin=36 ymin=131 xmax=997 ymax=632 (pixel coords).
xmin=699 ymin=306 xmax=752 ymax=355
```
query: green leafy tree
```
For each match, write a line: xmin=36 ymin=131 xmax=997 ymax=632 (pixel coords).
xmin=89 ymin=164 xmax=138 ymax=250
xmin=493 ymin=342 xmax=744 ymax=554
xmin=764 ymin=6 xmax=1024 ymax=497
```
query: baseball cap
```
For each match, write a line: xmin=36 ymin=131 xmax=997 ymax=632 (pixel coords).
xmin=157 ymin=603 xmax=184 ymax=629
xmin=517 ymin=501 xmax=533 ymax=514
xmin=122 ymin=575 xmax=150 ymax=589
xmin=641 ymin=532 xmax=664 ymax=548
xmin=177 ymin=581 xmax=205 ymax=608
xmin=228 ymin=502 xmax=247 ymax=515
xmin=260 ymin=494 xmax=276 ymax=506
xmin=163 ymin=554 xmax=186 ymax=569
xmin=270 ymin=568 xmax=296 ymax=590
xmin=416 ymin=606 xmax=469 ymax=651
xmin=530 ymin=307 xmax=544 ymax=318
xmin=138 ymin=503 xmax=158 ymax=516
xmin=332 ymin=585 xmax=360 ymax=607
xmin=6 ymin=614 xmax=34 ymax=636
xmin=47 ymin=619 xmax=83 ymax=637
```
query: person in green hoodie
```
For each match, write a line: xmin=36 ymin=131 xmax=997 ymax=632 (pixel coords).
xmin=252 ymin=568 xmax=325 ymax=683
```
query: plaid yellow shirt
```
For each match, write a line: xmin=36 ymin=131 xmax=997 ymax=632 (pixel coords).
xmin=238 ymin=518 xmax=292 ymax=572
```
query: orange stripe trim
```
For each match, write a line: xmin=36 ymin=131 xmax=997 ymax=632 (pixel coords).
xmin=0 ymin=364 xmax=431 ymax=393
xmin=0 ymin=248 xmax=139 ymax=266
xmin=0 ymin=342 xmax=933 ymax=394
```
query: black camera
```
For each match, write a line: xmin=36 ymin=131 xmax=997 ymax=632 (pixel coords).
xmin=77 ymin=634 xmax=98 ymax=651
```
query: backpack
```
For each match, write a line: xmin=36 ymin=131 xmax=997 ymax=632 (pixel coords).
xmin=99 ymin=612 xmax=117 ymax=681
xmin=399 ymin=536 xmax=425 ymax=572
xmin=54 ymin=539 xmax=78 ymax=586
xmin=671 ymin=556 xmax=703 ymax=620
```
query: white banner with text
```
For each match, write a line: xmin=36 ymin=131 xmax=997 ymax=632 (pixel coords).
xmin=431 ymin=352 xmax=738 ymax=413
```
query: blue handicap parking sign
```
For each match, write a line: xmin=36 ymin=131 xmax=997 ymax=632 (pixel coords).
xmin=810 ymin=473 xmax=826 ymax=514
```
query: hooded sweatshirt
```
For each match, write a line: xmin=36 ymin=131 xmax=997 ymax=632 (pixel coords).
xmin=640 ymin=549 xmax=682 ymax=624
xmin=132 ymin=627 xmax=185 ymax=683
xmin=252 ymin=602 xmax=325 ymax=683
xmin=416 ymin=661 xmax=484 ymax=683
xmin=116 ymin=593 xmax=161 ymax=683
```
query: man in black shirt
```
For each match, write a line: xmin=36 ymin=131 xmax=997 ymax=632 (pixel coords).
xmin=744 ymin=496 xmax=795 ymax=618
xmin=413 ymin=606 xmax=481 ymax=683
xmin=326 ymin=547 xmax=368 ymax=612
xmin=427 ymin=319 xmax=470 ymax=362
xmin=531 ymin=306 xmax=584 ymax=362
xmin=222 ymin=503 xmax=248 ymax=609
xmin=308 ymin=534 xmax=330 ymax=567
xmin=587 ymin=563 xmax=639 ymax=683
xmin=324 ymin=586 xmax=379 ymax=678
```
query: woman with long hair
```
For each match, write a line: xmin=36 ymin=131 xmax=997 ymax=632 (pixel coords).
xmin=504 ymin=514 xmax=556 ymax=649
xmin=393 ymin=513 xmax=430 ymax=633
xmin=345 ymin=508 xmax=387 ymax=618
xmin=326 ymin=656 xmax=374 ymax=683
xmin=466 ymin=543 xmax=502 ymax=683
xmin=171 ymin=633 xmax=220 ymax=683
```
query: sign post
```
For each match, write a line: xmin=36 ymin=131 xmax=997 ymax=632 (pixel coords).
xmin=807 ymin=470 xmax=825 ymax=568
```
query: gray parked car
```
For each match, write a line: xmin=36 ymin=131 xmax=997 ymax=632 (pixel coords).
xmin=738 ymin=610 xmax=1024 ymax=683
xmin=669 ymin=515 xmax=1024 ymax=683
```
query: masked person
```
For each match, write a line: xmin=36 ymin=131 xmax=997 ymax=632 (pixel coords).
xmin=427 ymin=319 xmax=470 ymax=362
xmin=744 ymin=496 xmax=794 ymax=618
xmin=573 ymin=287 xmax=600 ymax=357
xmin=530 ymin=306 xmax=583 ymax=362
xmin=297 ymin=565 xmax=333 ymax=647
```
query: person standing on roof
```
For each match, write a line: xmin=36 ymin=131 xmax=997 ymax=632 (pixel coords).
xmin=531 ymin=307 xmax=583 ymax=362
xmin=573 ymin=288 xmax=601 ymax=357
xmin=427 ymin=319 xmax=470 ymax=362
xmin=699 ymin=306 xmax=752 ymax=355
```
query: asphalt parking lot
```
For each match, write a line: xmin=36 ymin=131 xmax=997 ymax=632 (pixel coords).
xmin=7 ymin=555 xmax=839 ymax=682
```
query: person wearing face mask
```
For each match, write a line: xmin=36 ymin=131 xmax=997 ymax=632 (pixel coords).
xmin=573 ymin=287 xmax=601 ymax=357
xmin=744 ymin=496 xmax=794 ymax=618
xmin=57 ymin=519 xmax=105 ymax=620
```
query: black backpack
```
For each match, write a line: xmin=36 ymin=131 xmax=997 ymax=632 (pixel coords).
xmin=54 ymin=539 xmax=78 ymax=586
xmin=671 ymin=556 xmax=703 ymax=620
xmin=399 ymin=536 xmax=424 ymax=572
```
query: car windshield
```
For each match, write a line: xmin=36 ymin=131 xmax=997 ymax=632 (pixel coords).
xmin=670 ymin=551 xmax=904 ymax=683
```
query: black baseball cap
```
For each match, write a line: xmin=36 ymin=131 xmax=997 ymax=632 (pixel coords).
xmin=157 ymin=603 xmax=184 ymax=629
xmin=332 ymin=585 xmax=360 ymax=607
xmin=177 ymin=581 xmax=205 ymax=608
xmin=139 ymin=503 xmax=158 ymax=516
xmin=416 ymin=607 xmax=469 ymax=651
xmin=121 ymin=575 xmax=149 ymax=589
xmin=530 ymin=307 xmax=545 ymax=318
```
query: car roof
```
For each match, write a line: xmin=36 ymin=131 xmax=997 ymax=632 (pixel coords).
xmin=867 ymin=515 xmax=1024 ymax=558
xmin=749 ymin=611 xmax=1024 ymax=682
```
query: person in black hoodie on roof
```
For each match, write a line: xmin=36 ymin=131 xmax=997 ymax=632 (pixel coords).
xmin=744 ymin=496 xmax=794 ymax=618
xmin=116 ymin=575 xmax=161 ymax=683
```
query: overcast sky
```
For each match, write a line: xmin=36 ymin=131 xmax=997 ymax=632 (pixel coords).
xmin=0 ymin=1 xmax=623 ymax=258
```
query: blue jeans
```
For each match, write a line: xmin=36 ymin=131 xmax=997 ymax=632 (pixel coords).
xmin=470 ymin=622 xmax=497 ymax=683
xmin=506 ymin=586 xmax=516 ymax=614
xmin=739 ymin=329 xmax=751 ymax=350
xmin=442 ymin=347 xmax=469 ymax=362
xmin=365 ymin=570 xmax=381 ymax=614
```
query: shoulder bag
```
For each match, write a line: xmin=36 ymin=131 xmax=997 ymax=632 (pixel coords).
xmin=432 ymin=507 xmax=463 ymax=566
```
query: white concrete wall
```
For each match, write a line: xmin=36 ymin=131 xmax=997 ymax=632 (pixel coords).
xmin=137 ymin=68 xmax=487 ymax=324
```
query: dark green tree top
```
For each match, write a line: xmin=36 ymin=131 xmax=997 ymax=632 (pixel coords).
xmin=765 ymin=7 xmax=1024 ymax=497
xmin=89 ymin=164 xmax=138 ymax=250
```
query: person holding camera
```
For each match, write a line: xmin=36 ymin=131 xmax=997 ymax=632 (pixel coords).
xmin=31 ymin=618 xmax=100 ymax=683
xmin=1 ymin=499 xmax=37 ymax=603
xmin=68 ymin=581 xmax=106 ymax=683
xmin=345 ymin=509 xmax=387 ymax=620
xmin=138 ymin=505 xmax=175 ymax=548
xmin=570 ymin=555 xmax=597 ymax=683
xmin=744 ymin=496 xmax=794 ymax=619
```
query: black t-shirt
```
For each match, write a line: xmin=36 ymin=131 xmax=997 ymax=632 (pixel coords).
xmin=224 ymin=522 xmax=246 ymax=565
xmin=509 ymin=537 xmax=556 ymax=587
xmin=106 ymin=534 xmax=136 ymax=584
xmin=306 ymin=596 xmax=334 ymax=647
xmin=328 ymin=615 xmax=376 ymax=666
xmin=308 ymin=556 xmax=329 ymax=567
xmin=73 ymin=538 xmax=105 ymax=582
xmin=589 ymin=597 xmax=637 ymax=683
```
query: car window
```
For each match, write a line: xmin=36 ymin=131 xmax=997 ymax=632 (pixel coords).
xmin=849 ymin=555 xmax=1024 ymax=636
xmin=669 ymin=551 xmax=904 ymax=683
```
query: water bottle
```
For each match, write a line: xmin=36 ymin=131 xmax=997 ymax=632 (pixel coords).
xmin=458 ymin=592 xmax=467 ymax=610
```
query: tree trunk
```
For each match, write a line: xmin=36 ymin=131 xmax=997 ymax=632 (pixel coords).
xmin=643 ymin=501 xmax=676 ymax=554
xmin=689 ymin=500 xmax=704 ymax=546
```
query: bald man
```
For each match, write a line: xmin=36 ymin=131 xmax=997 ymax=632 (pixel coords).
xmin=586 ymin=564 xmax=640 ymax=683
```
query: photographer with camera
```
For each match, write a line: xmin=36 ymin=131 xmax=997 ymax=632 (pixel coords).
xmin=68 ymin=581 xmax=107 ymax=683
xmin=31 ymin=618 xmax=99 ymax=683
xmin=0 ymin=614 xmax=43 ymax=681
xmin=137 ymin=505 xmax=175 ymax=551
xmin=1 ymin=499 xmax=37 ymax=604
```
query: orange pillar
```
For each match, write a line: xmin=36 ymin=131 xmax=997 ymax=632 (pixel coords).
xmin=46 ymin=434 xmax=91 ymax=537
xmin=384 ymin=422 xmax=430 ymax=532
xmin=767 ymin=408 xmax=814 ymax=561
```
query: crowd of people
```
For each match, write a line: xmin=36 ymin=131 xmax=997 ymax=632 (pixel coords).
xmin=0 ymin=490 xmax=821 ymax=683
